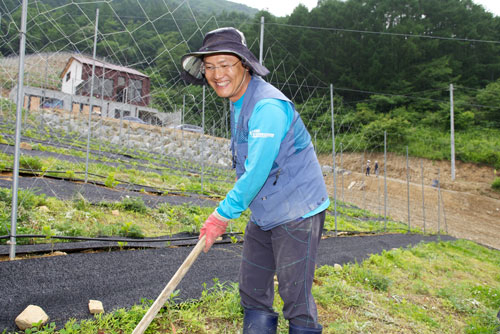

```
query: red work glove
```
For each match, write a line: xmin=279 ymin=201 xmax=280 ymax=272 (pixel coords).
xmin=199 ymin=210 xmax=229 ymax=253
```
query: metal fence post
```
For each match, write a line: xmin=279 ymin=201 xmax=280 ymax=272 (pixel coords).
xmin=340 ymin=143 xmax=344 ymax=203
xmin=421 ymin=160 xmax=426 ymax=233
xmin=201 ymin=85 xmax=205 ymax=193
xmin=384 ymin=131 xmax=388 ymax=231
xmin=84 ymin=8 xmax=99 ymax=183
xmin=363 ymin=151 xmax=366 ymax=210
xmin=437 ymin=168 xmax=441 ymax=236
xmin=440 ymin=178 xmax=448 ymax=234
xmin=406 ymin=146 xmax=411 ymax=232
xmin=10 ymin=0 xmax=28 ymax=260
xmin=330 ymin=84 xmax=337 ymax=236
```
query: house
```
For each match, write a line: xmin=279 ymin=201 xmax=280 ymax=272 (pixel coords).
xmin=60 ymin=54 xmax=151 ymax=107
xmin=9 ymin=53 xmax=180 ymax=127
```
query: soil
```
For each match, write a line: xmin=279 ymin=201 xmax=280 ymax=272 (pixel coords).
xmin=318 ymin=152 xmax=500 ymax=250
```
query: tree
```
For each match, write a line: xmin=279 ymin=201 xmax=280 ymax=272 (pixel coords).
xmin=475 ymin=79 xmax=500 ymax=128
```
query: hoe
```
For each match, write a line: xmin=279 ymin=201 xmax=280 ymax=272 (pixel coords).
xmin=132 ymin=235 xmax=206 ymax=334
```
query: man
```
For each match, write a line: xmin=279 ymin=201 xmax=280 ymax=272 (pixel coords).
xmin=181 ymin=27 xmax=329 ymax=334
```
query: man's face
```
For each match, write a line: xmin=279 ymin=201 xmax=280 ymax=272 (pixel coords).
xmin=203 ymin=53 xmax=250 ymax=102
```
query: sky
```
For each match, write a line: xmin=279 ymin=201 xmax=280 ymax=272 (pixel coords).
xmin=230 ymin=0 xmax=500 ymax=18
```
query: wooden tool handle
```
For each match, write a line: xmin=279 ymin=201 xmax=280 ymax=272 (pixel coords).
xmin=132 ymin=235 xmax=206 ymax=334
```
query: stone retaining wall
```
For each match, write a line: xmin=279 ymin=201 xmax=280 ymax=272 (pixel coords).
xmin=35 ymin=108 xmax=232 ymax=167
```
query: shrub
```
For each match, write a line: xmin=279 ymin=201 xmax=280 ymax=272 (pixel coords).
xmin=492 ymin=177 xmax=500 ymax=192
xmin=65 ymin=170 xmax=76 ymax=179
xmin=74 ymin=198 xmax=90 ymax=211
xmin=104 ymin=172 xmax=119 ymax=188
xmin=350 ymin=265 xmax=392 ymax=292
xmin=19 ymin=155 xmax=43 ymax=171
xmin=361 ymin=116 xmax=409 ymax=150
xmin=0 ymin=188 xmax=10 ymax=203
xmin=0 ymin=135 xmax=8 ymax=144
xmin=119 ymin=221 xmax=144 ymax=238
xmin=18 ymin=189 xmax=47 ymax=210
xmin=1 ymin=188 xmax=48 ymax=211
xmin=31 ymin=143 xmax=47 ymax=151
xmin=119 ymin=197 xmax=147 ymax=213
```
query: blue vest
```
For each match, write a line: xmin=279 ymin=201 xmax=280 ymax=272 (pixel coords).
xmin=231 ymin=76 xmax=328 ymax=230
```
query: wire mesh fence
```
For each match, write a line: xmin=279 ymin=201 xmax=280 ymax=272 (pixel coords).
xmin=1 ymin=1 xmax=499 ymax=257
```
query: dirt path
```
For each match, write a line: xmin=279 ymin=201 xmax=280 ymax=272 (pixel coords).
xmin=318 ymin=152 xmax=500 ymax=250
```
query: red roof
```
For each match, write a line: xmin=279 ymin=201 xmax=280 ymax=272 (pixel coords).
xmin=61 ymin=54 xmax=149 ymax=78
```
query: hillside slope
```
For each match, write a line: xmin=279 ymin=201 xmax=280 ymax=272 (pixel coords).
xmin=319 ymin=152 xmax=500 ymax=250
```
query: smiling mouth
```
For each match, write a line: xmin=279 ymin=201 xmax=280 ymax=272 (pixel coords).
xmin=216 ymin=81 xmax=230 ymax=87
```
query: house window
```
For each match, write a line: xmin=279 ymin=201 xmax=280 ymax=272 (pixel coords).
xmin=103 ymin=79 xmax=113 ymax=97
xmin=118 ymin=76 xmax=126 ymax=87
xmin=66 ymin=72 xmax=71 ymax=82
xmin=93 ymin=77 xmax=102 ymax=96
xmin=128 ymin=79 xmax=143 ymax=103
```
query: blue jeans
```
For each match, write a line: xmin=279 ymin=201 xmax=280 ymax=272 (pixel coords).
xmin=239 ymin=211 xmax=325 ymax=328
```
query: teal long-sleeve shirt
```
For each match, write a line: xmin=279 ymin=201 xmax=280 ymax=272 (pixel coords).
xmin=216 ymin=95 xmax=330 ymax=221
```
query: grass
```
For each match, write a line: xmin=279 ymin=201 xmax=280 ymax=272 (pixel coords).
xmin=4 ymin=239 xmax=499 ymax=333
xmin=408 ymin=127 xmax=500 ymax=169
xmin=0 ymin=187 xmax=252 ymax=243
xmin=0 ymin=187 xmax=409 ymax=245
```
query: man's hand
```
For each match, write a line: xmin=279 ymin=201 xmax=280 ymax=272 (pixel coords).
xmin=199 ymin=210 xmax=229 ymax=252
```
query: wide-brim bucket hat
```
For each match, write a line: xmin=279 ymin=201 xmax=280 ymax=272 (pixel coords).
xmin=181 ymin=27 xmax=270 ymax=85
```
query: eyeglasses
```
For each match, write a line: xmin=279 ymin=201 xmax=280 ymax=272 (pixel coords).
xmin=202 ymin=60 xmax=241 ymax=74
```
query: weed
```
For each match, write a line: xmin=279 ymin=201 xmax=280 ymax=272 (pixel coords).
xmin=31 ymin=143 xmax=48 ymax=151
xmin=119 ymin=221 xmax=144 ymax=238
xmin=104 ymin=172 xmax=119 ymax=188
xmin=117 ymin=241 xmax=128 ymax=250
xmin=73 ymin=198 xmax=89 ymax=211
xmin=119 ymin=197 xmax=147 ymax=213
xmin=492 ymin=177 xmax=500 ymax=191
xmin=65 ymin=170 xmax=76 ymax=179
xmin=42 ymin=225 xmax=56 ymax=253
xmin=20 ymin=155 xmax=43 ymax=171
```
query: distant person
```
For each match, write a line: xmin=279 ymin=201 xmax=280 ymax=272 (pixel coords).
xmin=181 ymin=27 xmax=329 ymax=333
xmin=374 ymin=160 xmax=379 ymax=177
xmin=366 ymin=159 xmax=371 ymax=176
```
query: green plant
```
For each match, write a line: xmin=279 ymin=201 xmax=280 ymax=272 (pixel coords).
xmin=0 ymin=188 xmax=11 ymax=203
xmin=119 ymin=197 xmax=147 ymax=213
xmin=352 ymin=266 xmax=392 ymax=291
xmin=42 ymin=225 xmax=56 ymax=253
xmin=229 ymin=235 xmax=238 ymax=244
xmin=0 ymin=135 xmax=8 ymax=144
xmin=55 ymin=220 xmax=84 ymax=237
xmin=163 ymin=208 xmax=177 ymax=236
xmin=104 ymin=172 xmax=119 ymax=188
xmin=117 ymin=241 xmax=128 ymax=250
xmin=492 ymin=177 xmax=500 ymax=191
xmin=65 ymin=170 xmax=76 ymax=179
xmin=119 ymin=221 xmax=144 ymax=238
xmin=31 ymin=143 xmax=47 ymax=151
xmin=18 ymin=189 xmax=47 ymax=211
xmin=19 ymin=155 xmax=43 ymax=171
xmin=73 ymin=197 xmax=89 ymax=211
xmin=361 ymin=116 xmax=410 ymax=150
